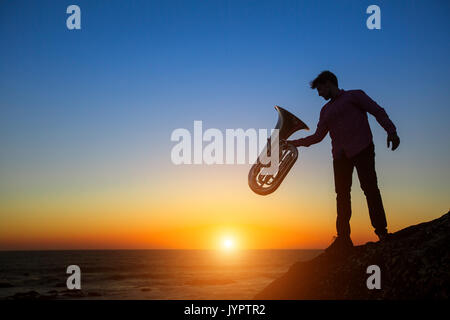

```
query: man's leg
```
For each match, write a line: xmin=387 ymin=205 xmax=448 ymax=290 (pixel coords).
xmin=353 ymin=143 xmax=388 ymax=238
xmin=333 ymin=155 xmax=354 ymax=239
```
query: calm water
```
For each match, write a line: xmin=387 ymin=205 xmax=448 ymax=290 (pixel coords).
xmin=0 ymin=250 xmax=321 ymax=299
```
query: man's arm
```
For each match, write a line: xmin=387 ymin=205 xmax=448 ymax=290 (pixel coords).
xmin=288 ymin=110 xmax=328 ymax=147
xmin=352 ymin=90 xmax=400 ymax=150
xmin=352 ymin=90 xmax=397 ymax=134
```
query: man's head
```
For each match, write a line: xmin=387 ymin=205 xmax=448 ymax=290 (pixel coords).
xmin=310 ymin=71 xmax=339 ymax=100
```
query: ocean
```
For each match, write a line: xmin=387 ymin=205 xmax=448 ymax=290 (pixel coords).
xmin=0 ymin=249 xmax=322 ymax=300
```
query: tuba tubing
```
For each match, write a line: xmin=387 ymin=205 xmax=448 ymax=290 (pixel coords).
xmin=248 ymin=106 xmax=309 ymax=195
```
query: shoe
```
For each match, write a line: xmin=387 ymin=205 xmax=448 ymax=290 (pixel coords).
xmin=325 ymin=236 xmax=354 ymax=255
xmin=377 ymin=232 xmax=392 ymax=242
xmin=375 ymin=228 xmax=391 ymax=241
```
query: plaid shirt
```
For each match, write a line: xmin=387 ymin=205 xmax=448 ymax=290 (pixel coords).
xmin=294 ymin=89 xmax=397 ymax=159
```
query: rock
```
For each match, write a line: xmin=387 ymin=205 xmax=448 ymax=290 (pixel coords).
xmin=59 ymin=290 xmax=86 ymax=298
xmin=255 ymin=211 xmax=450 ymax=300
xmin=54 ymin=282 xmax=66 ymax=288
xmin=8 ymin=291 xmax=41 ymax=300
xmin=0 ymin=282 xmax=14 ymax=288
xmin=87 ymin=291 xmax=102 ymax=297
xmin=46 ymin=290 xmax=58 ymax=294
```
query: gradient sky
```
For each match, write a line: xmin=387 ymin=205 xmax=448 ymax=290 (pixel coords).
xmin=1 ymin=0 xmax=449 ymax=250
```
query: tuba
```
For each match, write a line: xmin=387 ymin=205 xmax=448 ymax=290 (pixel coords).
xmin=248 ymin=106 xmax=309 ymax=195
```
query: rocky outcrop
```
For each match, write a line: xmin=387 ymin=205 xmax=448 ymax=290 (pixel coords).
xmin=255 ymin=211 xmax=450 ymax=299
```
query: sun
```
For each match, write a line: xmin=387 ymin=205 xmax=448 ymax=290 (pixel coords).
xmin=222 ymin=237 xmax=235 ymax=250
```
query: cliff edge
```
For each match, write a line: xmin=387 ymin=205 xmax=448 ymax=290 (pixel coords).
xmin=255 ymin=211 xmax=450 ymax=299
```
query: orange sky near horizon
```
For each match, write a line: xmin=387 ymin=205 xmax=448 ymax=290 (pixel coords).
xmin=1 ymin=158 xmax=447 ymax=251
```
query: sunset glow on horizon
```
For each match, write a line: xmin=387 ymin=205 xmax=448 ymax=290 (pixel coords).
xmin=222 ymin=238 xmax=235 ymax=250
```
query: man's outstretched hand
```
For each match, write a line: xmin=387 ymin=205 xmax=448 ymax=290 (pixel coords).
xmin=387 ymin=132 xmax=400 ymax=151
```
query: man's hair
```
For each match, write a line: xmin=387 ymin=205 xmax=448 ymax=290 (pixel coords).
xmin=310 ymin=71 xmax=338 ymax=89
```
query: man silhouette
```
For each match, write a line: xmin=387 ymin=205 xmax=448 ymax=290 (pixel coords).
xmin=288 ymin=71 xmax=400 ymax=254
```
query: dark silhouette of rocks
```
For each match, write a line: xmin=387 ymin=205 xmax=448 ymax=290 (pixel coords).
xmin=255 ymin=211 xmax=450 ymax=299
xmin=5 ymin=289 xmax=103 ymax=300
xmin=0 ymin=282 xmax=14 ymax=288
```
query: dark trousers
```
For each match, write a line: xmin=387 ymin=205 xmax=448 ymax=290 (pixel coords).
xmin=333 ymin=142 xmax=387 ymax=238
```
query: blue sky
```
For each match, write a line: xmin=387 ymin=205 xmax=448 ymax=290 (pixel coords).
xmin=1 ymin=0 xmax=449 ymax=248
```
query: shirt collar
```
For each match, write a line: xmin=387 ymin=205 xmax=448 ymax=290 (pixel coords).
xmin=331 ymin=89 xmax=344 ymax=102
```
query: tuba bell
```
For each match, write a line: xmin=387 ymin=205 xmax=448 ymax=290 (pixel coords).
xmin=248 ymin=106 xmax=309 ymax=195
